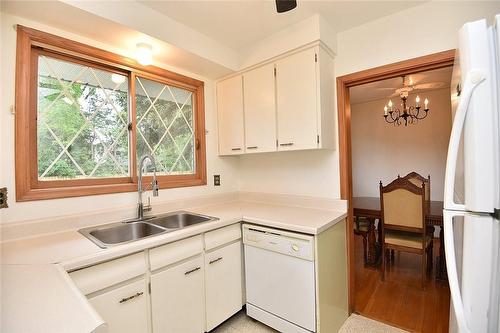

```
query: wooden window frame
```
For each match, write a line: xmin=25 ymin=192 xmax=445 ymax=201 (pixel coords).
xmin=15 ymin=26 xmax=207 ymax=201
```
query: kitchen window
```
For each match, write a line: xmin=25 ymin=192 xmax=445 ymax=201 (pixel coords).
xmin=15 ymin=26 xmax=206 ymax=201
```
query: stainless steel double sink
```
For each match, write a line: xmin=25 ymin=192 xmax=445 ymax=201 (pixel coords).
xmin=79 ymin=211 xmax=218 ymax=248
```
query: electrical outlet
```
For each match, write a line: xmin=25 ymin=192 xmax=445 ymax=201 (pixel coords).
xmin=213 ymin=175 xmax=221 ymax=186
xmin=0 ymin=187 xmax=8 ymax=209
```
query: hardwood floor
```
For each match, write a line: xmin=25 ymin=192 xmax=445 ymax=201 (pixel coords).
xmin=354 ymin=236 xmax=450 ymax=332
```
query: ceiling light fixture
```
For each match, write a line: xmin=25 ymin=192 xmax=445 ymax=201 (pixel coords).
xmin=135 ymin=43 xmax=153 ymax=66
xmin=383 ymin=75 xmax=430 ymax=126
xmin=111 ymin=73 xmax=126 ymax=84
xmin=276 ymin=0 xmax=297 ymax=13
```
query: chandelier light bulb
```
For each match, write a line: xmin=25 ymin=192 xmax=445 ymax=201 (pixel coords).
xmin=388 ymin=100 xmax=393 ymax=108
xmin=384 ymin=105 xmax=388 ymax=115
xmin=136 ymin=43 xmax=153 ymax=66
xmin=416 ymin=95 xmax=420 ymax=104
xmin=424 ymin=98 xmax=429 ymax=108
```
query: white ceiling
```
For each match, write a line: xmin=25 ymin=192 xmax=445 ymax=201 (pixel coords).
xmin=2 ymin=0 xmax=429 ymax=79
xmin=140 ymin=1 xmax=426 ymax=50
xmin=349 ymin=66 xmax=453 ymax=105
xmin=1 ymin=1 xmax=235 ymax=78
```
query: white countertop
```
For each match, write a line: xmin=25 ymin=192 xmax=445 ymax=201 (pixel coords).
xmin=239 ymin=201 xmax=346 ymax=234
xmin=1 ymin=264 xmax=106 ymax=333
xmin=1 ymin=198 xmax=347 ymax=333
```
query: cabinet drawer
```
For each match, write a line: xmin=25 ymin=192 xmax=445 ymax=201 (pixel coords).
xmin=149 ymin=235 xmax=203 ymax=271
xmin=205 ymin=223 xmax=241 ymax=251
xmin=70 ymin=252 xmax=146 ymax=295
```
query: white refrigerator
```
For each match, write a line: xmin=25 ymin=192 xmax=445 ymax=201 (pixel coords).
xmin=445 ymin=16 xmax=500 ymax=333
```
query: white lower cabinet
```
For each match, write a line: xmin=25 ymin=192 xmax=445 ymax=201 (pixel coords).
xmin=88 ymin=279 xmax=149 ymax=333
xmin=205 ymin=241 xmax=243 ymax=331
xmin=70 ymin=224 xmax=243 ymax=333
xmin=150 ymin=256 xmax=205 ymax=333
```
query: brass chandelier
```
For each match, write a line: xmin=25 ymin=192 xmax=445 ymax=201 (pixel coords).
xmin=383 ymin=76 xmax=430 ymax=126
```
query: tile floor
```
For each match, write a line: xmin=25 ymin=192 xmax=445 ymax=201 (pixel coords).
xmin=213 ymin=310 xmax=408 ymax=333
xmin=212 ymin=310 xmax=276 ymax=332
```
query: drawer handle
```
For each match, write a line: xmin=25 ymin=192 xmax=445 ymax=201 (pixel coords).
xmin=119 ymin=292 xmax=143 ymax=304
xmin=247 ymin=146 xmax=258 ymax=149
xmin=231 ymin=148 xmax=241 ymax=151
xmin=185 ymin=267 xmax=201 ymax=275
xmin=209 ymin=257 xmax=223 ymax=265
xmin=279 ymin=142 xmax=294 ymax=146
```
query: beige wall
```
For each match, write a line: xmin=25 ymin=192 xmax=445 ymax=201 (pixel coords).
xmin=335 ymin=1 xmax=500 ymax=76
xmin=0 ymin=13 xmax=240 ymax=225
xmin=351 ymin=88 xmax=452 ymax=200
xmin=1 ymin=2 xmax=500 ymax=225
xmin=237 ymin=1 xmax=500 ymax=200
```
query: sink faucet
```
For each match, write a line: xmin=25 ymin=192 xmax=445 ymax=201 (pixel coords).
xmin=138 ymin=155 xmax=159 ymax=220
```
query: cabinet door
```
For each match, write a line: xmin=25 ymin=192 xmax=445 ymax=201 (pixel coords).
xmin=243 ymin=64 xmax=277 ymax=153
xmin=205 ymin=241 xmax=243 ymax=331
xmin=151 ymin=256 xmax=204 ymax=333
xmin=88 ymin=279 xmax=148 ymax=333
xmin=217 ymin=75 xmax=245 ymax=155
xmin=276 ymin=48 xmax=318 ymax=150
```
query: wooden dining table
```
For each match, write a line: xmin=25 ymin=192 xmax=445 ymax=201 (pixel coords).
xmin=352 ymin=196 xmax=447 ymax=280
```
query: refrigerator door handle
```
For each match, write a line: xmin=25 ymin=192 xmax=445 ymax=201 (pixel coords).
xmin=444 ymin=210 xmax=471 ymax=333
xmin=444 ymin=70 xmax=486 ymax=211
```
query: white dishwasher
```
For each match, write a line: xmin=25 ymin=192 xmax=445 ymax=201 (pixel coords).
xmin=243 ymin=224 xmax=316 ymax=333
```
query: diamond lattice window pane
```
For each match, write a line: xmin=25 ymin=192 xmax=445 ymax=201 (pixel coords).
xmin=136 ymin=77 xmax=195 ymax=176
xmin=37 ymin=55 xmax=130 ymax=180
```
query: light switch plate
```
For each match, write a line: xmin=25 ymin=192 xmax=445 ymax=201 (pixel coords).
xmin=0 ymin=187 xmax=8 ymax=209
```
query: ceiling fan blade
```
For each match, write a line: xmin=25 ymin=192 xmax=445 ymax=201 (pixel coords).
xmin=276 ymin=0 xmax=297 ymax=13
xmin=413 ymin=82 xmax=447 ymax=90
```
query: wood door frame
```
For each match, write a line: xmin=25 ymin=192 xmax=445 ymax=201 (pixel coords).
xmin=336 ymin=49 xmax=455 ymax=313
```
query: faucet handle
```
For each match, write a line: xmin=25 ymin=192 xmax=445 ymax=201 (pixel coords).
xmin=152 ymin=179 xmax=159 ymax=197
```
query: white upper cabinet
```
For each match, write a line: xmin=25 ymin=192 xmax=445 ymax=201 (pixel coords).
xmin=243 ymin=63 xmax=277 ymax=153
xmin=276 ymin=47 xmax=318 ymax=151
xmin=217 ymin=75 xmax=245 ymax=155
xmin=216 ymin=42 xmax=335 ymax=156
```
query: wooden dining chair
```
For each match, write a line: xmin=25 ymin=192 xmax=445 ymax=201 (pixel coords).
xmin=399 ymin=172 xmax=431 ymax=201
xmin=399 ymin=172 xmax=434 ymax=240
xmin=380 ymin=178 xmax=433 ymax=289
xmin=354 ymin=216 xmax=370 ymax=264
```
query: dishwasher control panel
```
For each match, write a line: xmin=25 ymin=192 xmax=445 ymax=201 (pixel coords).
xmin=242 ymin=224 xmax=315 ymax=261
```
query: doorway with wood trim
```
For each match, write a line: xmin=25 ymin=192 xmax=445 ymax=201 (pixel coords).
xmin=337 ymin=50 xmax=455 ymax=331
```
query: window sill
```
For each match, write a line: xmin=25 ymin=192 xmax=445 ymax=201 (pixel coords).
xmin=16 ymin=177 xmax=207 ymax=202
